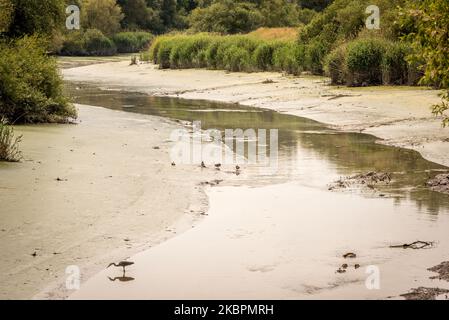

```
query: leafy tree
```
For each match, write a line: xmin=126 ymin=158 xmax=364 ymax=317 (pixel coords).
xmin=82 ymin=0 xmax=124 ymax=35
xmin=401 ymin=0 xmax=449 ymax=126
xmin=297 ymin=0 xmax=333 ymax=11
xmin=0 ymin=36 xmax=76 ymax=123
xmin=5 ymin=0 xmax=65 ymax=38
xmin=260 ymin=0 xmax=301 ymax=27
xmin=117 ymin=0 xmax=163 ymax=32
xmin=189 ymin=0 xmax=264 ymax=33
xmin=0 ymin=0 xmax=14 ymax=34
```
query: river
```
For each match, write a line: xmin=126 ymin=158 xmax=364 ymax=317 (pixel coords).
xmin=66 ymin=83 xmax=449 ymax=299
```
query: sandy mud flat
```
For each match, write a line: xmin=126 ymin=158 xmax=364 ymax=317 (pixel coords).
xmin=61 ymin=59 xmax=449 ymax=300
xmin=63 ymin=61 xmax=449 ymax=167
xmin=0 ymin=105 xmax=225 ymax=299
xmin=2 ymin=58 xmax=449 ymax=300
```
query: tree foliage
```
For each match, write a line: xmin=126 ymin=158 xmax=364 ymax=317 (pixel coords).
xmin=82 ymin=0 xmax=124 ymax=35
xmin=189 ymin=0 xmax=264 ymax=34
xmin=401 ymin=0 xmax=449 ymax=126
xmin=4 ymin=0 xmax=65 ymax=38
xmin=0 ymin=36 xmax=76 ymax=123
xmin=0 ymin=0 xmax=14 ymax=34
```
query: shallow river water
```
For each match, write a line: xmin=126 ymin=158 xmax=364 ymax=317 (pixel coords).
xmin=68 ymin=83 xmax=449 ymax=299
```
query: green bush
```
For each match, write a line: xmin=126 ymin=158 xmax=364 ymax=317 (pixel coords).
xmin=324 ymin=44 xmax=348 ymax=85
xmin=0 ymin=36 xmax=76 ymax=123
xmin=168 ymin=36 xmax=212 ymax=68
xmin=84 ymin=29 xmax=117 ymax=56
xmin=223 ymin=45 xmax=251 ymax=72
xmin=61 ymin=29 xmax=117 ymax=56
xmin=139 ymin=50 xmax=151 ymax=62
xmin=382 ymin=42 xmax=413 ymax=85
xmin=188 ymin=0 xmax=264 ymax=34
xmin=325 ymin=38 xmax=418 ymax=86
xmin=112 ymin=32 xmax=153 ymax=53
xmin=156 ymin=38 xmax=177 ymax=69
xmin=205 ymin=39 xmax=221 ymax=69
xmin=273 ymin=43 xmax=305 ymax=75
xmin=345 ymin=38 xmax=387 ymax=85
xmin=60 ymin=31 xmax=86 ymax=55
xmin=305 ymin=39 xmax=329 ymax=74
xmin=253 ymin=42 xmax=276 ymax=71
xmin=0 ymin=118 xmax=22 ymax=162
xmin=148 ymin=34 xmax=308 ymax=74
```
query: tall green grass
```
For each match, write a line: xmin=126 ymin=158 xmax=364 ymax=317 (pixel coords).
xmin=148 ymin=33 xmax=418 ymax=87
xmin=111 ymin=32 xmax=153 ymax=53
xmin=61 ymin=30 xmax=153 ymax=56
xmin=149 ymin=34 xmax=304 ymax=75
xmin=324 ymin=37 xmax=419 ymax=86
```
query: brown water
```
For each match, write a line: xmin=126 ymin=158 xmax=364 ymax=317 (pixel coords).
xmin=66 ymin=83 xmax=449 ymax=299
xmin=68 ymin=84 xmax=449 ymax=215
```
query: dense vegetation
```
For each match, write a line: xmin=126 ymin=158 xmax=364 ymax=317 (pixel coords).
xmin=0 ymin=36 xmax=76 ymax=123
xmin=60 ymin=30 xmax=153 ymax=56
xmin=0 ymin=0 xmax=448 ymax=131
xmin=0 ymin=0 xmax=77 ymax=128
xmin=0 ymin=118 xmax=22 ymax=162
xmin=400 ymin=0 xmax=449 ymax=126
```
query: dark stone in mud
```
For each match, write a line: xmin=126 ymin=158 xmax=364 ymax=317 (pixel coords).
xmin=328 ymin=172 xmax=392 ymax=191
xmin=400 ymin=287 xmax=449 ymax=300
xmin=428 ymin=261 xmax=449 ymax=282
xmin=426 ymin=174 xmax=449 ymax=194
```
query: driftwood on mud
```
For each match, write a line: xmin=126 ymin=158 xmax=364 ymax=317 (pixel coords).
xmin=389 ymin=241 xmax=434 ymax=250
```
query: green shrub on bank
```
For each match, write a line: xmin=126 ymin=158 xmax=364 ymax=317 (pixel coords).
xmin=273 ymin=43 xmax=305 ymax=75
xmin=253 ymin=42 xmax=276 ymax=71
xmin=223 ymin=45 xmax=251 ymax=72
xmin=0 ymin=36 xmax=76 ymax=123
xmin=148 ymin=33 xmax=419 ymax=87
xmin=112 ymin=32 xmax=153 ymax=53
xmin=382 ymin=42 xmax=414 ymax=85
xmin=324 ymin=37 xmax=419 ymax=86
xmin=298 ymin=0 xmax=408 ymax=74
xmin=61 ymin=29 xmax=117 ymax=56
xmin=345 ymin=38 xmax=387 ymax=85
xmin=148 ymin=34 xmax=304 ymax=74
xmin=324 ymin=44 xmax=348 ymax=85
xmin=0 ymin=118 xmax=22 ymax=162
xmin=83 ymin=29 xmax=117 ymax=56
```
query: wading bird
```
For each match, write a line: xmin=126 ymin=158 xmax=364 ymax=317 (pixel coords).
xmin=107 ymin=261 xmax=135 ymax=273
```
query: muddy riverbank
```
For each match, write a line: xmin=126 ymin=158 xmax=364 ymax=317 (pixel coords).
xmin=61 ymin=59 xmax=449 ymax=300
xmin=0 ymin=105 xmax=224 ymax=299
xmin=63 ymin=60 xmax=449 ymax=167
xmin=2 ymin=58 xmax=448 ymax=299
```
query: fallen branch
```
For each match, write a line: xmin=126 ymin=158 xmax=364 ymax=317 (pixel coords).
xmin=390 ymin=241 xmax=434 ymax=250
